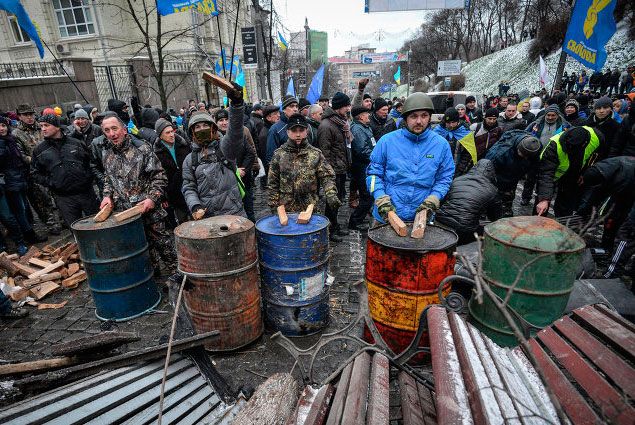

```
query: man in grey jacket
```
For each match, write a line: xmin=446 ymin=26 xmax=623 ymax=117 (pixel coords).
xmin=181 ymin=82 xmax=247 ymax=219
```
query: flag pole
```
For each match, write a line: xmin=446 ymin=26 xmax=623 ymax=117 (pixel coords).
xmin=228 ymin=0 xmax=241 ymax=81
xmin=215 ymin=15 xmax=227 ymax=78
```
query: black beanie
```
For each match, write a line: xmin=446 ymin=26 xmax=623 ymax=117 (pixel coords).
xmin=562 ymin=127 xmax=591 ymax=149
xmin=38 ymin=114 xmax=61 ymax=128
xmin=485 ymin=108 xmax=499 ymax=118
xmin=466 ymin=95 xmax=476 ymax=104
xmin=373 ymin=97 xmax=388 ymax=112
xmin=331 ymin=92 xmax=351 ymax=110
xmin=363 ymin=93 xmax=372 ymax=100
xmin=299 ymin=98 xmax=311 ymax=110
xmin=214 ymin=109 xmax=229 ymax=122
xmin=443 ymin=107 xmax=460 ymax=123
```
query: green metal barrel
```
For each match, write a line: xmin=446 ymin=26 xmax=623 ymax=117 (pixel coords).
xmin=468 ymin=216 xmax=585 ymax=347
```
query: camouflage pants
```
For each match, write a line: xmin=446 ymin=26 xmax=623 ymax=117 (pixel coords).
xmin=26 ymin=181 xmax=61 ymax=228
xmin=145 ymin=220 xmax=177 ymax=273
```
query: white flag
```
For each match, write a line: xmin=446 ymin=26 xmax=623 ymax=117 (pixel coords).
xmin=539 ymin=55 xmax=550 ymax=88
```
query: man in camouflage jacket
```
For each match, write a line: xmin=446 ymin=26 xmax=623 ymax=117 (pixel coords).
xmin=99 ymin=112 xmax=176 ymax=272
xmin=268 ymin=113 xmax=339 ymax=215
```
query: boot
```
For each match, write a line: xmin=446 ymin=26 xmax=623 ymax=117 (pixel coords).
xmin=17 ymin=245 xmax=28 ymax=256
xmin=24 ymin=229 xmax=47 ymax=244
xmin=0 ymin=306 xmax=29 ymax=319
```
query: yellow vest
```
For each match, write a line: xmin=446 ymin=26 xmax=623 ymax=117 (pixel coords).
xmin=540 ymin=126 xmax=600 ymax=180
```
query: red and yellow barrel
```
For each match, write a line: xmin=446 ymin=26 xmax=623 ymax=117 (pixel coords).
xmin=363 ymin=223 xmax=457 ymax=363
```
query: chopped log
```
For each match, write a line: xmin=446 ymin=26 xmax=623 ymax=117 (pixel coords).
xmin=21 ymin=272 xmax=63 ymax=288
xmin=42 ymin=245 xmax=55 ymax=254
xmin=67 ymin=263 xmax=80 ymax=276
xmin=37 ymin=301 xmax=68 ymax=310
xmin=114 ymin=205 xmax=145 ymax=223
xmin=5 ymin=254 xmax=19 ymax=261
xmin=28 ymin=257 xmax=54 ymax=268
xmin=0 ymin=356 xmax=79 ymax=377
xmin=387 ymin=211 xmax=407 ymax=237
xmin=297 ymin=204 xmax=314 ymax=224
xmin=59 ymin=268 xmax=69 ymax=279
xmin=62 ymin=270 xmax=86 ymax=289
xmin=18 ymin=246 xmax=41 ymax=265
xmin=29 ymin=281 xmax=61 ymax=300
xmin=59 ymin=243 xmax=78 ymax=263
xmin=277 ymin=205 xmax=288 ymax=226
xmin=50 ymin=242 xmax=71 ymax=258
xmin=8 ymin=287 xmax=29 ymax=301
xmin=7 ymin=277 xmax=15 ymax=286
xmin=28 ymin=260 xmax=65 ymax=279
xmin=93 ymin=204 xmax=112 ymax=222
xmin=12 ymin=262 xmax=38 ymax=278
xmin=411 ymin=209 xmax=427 ymax=239
xmin=69 ymin=254 xmax=80 ymax=261
xmin=232 ymin=373 xmax=298 ymax=425
xmin=0 ymin=255 xmax=20 ymax=277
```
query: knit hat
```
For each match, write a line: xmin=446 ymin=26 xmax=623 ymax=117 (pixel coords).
xmin=287 ymin=113 xmax=308 ymax=129
xmin=38 ymin=114 xmax=61 ymax=128
xmin=331 ymin=92 xmax=351 ymax=110
xmin=298 ymin=98 xmax=311 ymax=111
xmin=74 ymin=109 xmax=89 ymax=119
xmin=155 ymin=118 xmax=173 ymax=137
xmin=517 ymin=136 xmax=541 ymax=157
xmin=53 ymin=106 xmax=62 ymax=116
xmin=263 ymin=105 xmax=280 ymax=118
xmin=544 ymin=104 xmax=560 ymax=115
xmin=318 ymin=95 xmax=329 ymax=102
xmin=455 ymin=103 xmax=466 ymax=110
xmin=485 ymin=108 xmax=499 ymax=118
xmin=16 ymin=104 xmax=35 ymax=114
xmin=252 ymin=103 xmax=262 ymax=111
xmin=373 ymin=97 xmax=388 ymax=112
xmin=465 ymin=95 xmax=476 ymax=103
xmin=565 ymin=99 xmax=579 ymax=111
xmin=363 ymin=93 xmax=372 ymax=100
xmin=214 ymin=108 xmax=229 ymax=122
xmin=282 ymin=95 xmax=298 ymax=110
xmin=0 ymin=115 xmax=11 ymax=127
xmin=594 ymin=96 xmax=612 ymax=109
xmin=73 ymin=103 xmax=82 ymax=110
xmin=42 ymin=107 xmax=56 ymax=116
xmin=562 ymin=127 xmax=590 ymax=149
xmin=443 ymin=107 xmax=460 ymax=123
xmin=351 ymin=106 xmax=371 ymax=118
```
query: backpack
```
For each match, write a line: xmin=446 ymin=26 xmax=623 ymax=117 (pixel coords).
xmin=191 ymin=140 xmax=245 ymax=198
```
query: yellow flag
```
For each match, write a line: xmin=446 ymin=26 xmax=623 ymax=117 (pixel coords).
xmin=458 ymin=132 xmax=477 ymax=165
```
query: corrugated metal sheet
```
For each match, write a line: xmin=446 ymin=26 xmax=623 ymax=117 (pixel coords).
xmin=0 ymin=354 xmax=235 ymax=424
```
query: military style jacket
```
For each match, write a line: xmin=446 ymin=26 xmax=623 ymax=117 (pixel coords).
xmin=101 ymin=135 xmax=168 ymax=223
xmin=12 ymin=121 xmax=43 ymax=162
xmin=267 ymin=138 xmax=336 ymax=213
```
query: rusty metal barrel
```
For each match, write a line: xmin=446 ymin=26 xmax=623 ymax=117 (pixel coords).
xmin=174 ymin=216 xmax=263 ymax=351
xmin=72 ymin=215 xmax=160 ymax=322
xmin=363 ymin=224 xmax=458 ymax=361
xmin=468 ymin=216 xmax=585 ymax=347
xmin=256 ymin=214 xmax=330 ymax=336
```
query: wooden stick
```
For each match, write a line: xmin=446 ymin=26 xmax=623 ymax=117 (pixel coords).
xmin=18 ymin=246 xmax=41 ymax=265
xmin=296 ymin=204 xmax=314 ymax=224
xmin=21 ymin=272 xmax=63 ymax=288
xmin=28 ymin=260 xmax=65 ymax=279
xmin=114 ymin=205 xmax=145 ymax=223
xmin=0 ymin=356 xmax=79 ymax=377
xmin=93 ymin=204 xmax=112 ymax=222
xmin=387 ymin=211 xmax=407 ymax=237
xmin=411 ymin=209 xmax=427 ymax=239
xmin=277 ymin=205 xmax=288 ymax=226
xmin=28 ymin=258 xmax=54 ymax=268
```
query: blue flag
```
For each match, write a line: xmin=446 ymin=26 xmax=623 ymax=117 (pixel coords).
xmin=562 ymin=0 xmax=617 ymax=71
xmin=393 ymin=66 xmax=401 ymax=85
xmin=0 ymin=0 xmax=44 ymax=58
xmin=157 ymin=0 xmax=218 ymax=16
xmin=286 ymin=77 xmax=296 ymax=97
xmin=214 ymin=49 xmax=242 ymax=78
xmin=306 ymin=65 xmax=325 ymax=104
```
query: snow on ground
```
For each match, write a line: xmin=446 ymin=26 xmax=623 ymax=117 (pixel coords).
xmin=463 ymin=24 xmax=635 ymax=95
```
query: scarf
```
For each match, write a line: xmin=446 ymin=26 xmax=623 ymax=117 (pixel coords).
xmin=329 ymin=113 xmax=353 ymax=143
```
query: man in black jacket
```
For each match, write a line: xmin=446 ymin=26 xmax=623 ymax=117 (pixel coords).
xmin=31 ymin=114 xmax=99 ymax=226
xmin=584 ymin=96 xmax=620 ymax=160
xmin=368 ymin=97 xmax=396 ymax=141
xmin=69 ymin=109 xmax=102 ymax=146
xmin=153 ymin=118 xmax=191 ymax=227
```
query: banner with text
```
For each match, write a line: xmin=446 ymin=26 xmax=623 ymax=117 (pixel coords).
xmin=157 ymin=0 xmax=218 ymax=16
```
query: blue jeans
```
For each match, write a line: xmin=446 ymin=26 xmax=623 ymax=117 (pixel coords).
xmin=0 ymin=192 xmax=25 ymax=246
xmin=0 ymin=290 xmax=11 ymax=314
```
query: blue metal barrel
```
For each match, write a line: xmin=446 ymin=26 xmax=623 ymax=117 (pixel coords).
xmin=256 ymin=213 xmax=330 ymax=336
xmin=72 ymin=214 xmax=160 ymax=321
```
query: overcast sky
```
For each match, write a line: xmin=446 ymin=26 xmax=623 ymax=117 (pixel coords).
xmin=272 ymin=0 xmax=427 ymax=56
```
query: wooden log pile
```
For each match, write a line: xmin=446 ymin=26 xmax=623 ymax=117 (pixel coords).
xmin=0 ymin=240 xmax=86 ymax=307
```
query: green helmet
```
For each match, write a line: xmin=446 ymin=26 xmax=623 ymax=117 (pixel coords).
xmin=187 ymin=111 xmax=217 ymax=137
xmin=402 ymin=92 xmax=434 ymax=117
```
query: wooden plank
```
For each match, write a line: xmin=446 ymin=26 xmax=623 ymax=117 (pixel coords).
xmin=12 ymin=261 xmax=38 ymax=278
xmin=29 ymin=281 xmax=61 ymax=300
xmin=20 ymin=273 xmax=63 ymax=288
xmin=387 ymin=211 xmax=407 ymax=237
xmin=399 ymin=372 xmax=426 ymax=425
xmin=277 ymin=205 xmax=288 ymax=226
xmin=528 ymin=338 xmax=600 ymax=424
xmin=325 ymin=361 xmax=354 ymax=425
xmin=573 ymin=305 xmax=635 ymax=360
xmin=231 ymin=373 xmax=298 ymax=425
xmin=415 ymin=381 xmax=437 ymax=425
xmin=28 ymin=258 xmax=54 ymax=268
xmin=0 ymin=356 xmax=78 ymax=377
xmin=202 ymin=70 xmax=237 ymax=92
xmin=93 ymin=204 xmax=112 ymax=222
xmin=303 ymin=384 xmax=334 ymax=425
xmin=114 ymin=205 xmax=145 ymax=223
xmin=411 ymin=209 xmax=427 ymax=239
xmin=367 ymin=354 xmax=390 ymax=425
xmin=427 ymin=306 xmax=472 ymax=425
xmin=62 ymin=270 xmax=86 ymax=289
xmin=537 ymin=327 xmax=635 ymax=424
xmin=340 ymin=351 xmax=371 ymax=425
xmin=18 ymin=246 xmax=41 ymax=265
xmin=554 ymin=316 xmax=635 ymax=399
xmin=297 ymin=204 xmax=314 ymax=224
xmin=28 ymin=259 xmax=65 ymax=279
xmin=594 ymin=304 xmax=635 ymax=333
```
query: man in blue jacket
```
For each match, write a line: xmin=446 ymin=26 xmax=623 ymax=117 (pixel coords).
xmin=366 ymin=92 xmax=455 ymax=224
xmin=349 ymin=106 xmax=375 ymax=230
xmin=265 ymin=95 xmax=298 ymax=165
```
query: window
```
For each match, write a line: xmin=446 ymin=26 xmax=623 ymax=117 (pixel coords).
xmin=7 ymin=13 xmax=30 ymax=44
xmin=52 ymin=0 xmax=94 ymax=38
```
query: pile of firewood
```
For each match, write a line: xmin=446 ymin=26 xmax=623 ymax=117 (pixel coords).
xmin=0 ymin=240 xmax=86 ymax=308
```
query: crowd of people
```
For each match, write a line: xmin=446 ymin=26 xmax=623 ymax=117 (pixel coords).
xmin=0 ymin=67 xmax=634 ymax=319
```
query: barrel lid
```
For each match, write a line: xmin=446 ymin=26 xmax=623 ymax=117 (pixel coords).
xmin=255 ymin=214 xmax=329 ymax=236
xmin=368 ymin=223 xmax=457 ymax=252
xmin=484 ymin=216 xmax=585 ymax=252
xmin=174 ymin=215 xmax=253 ymax=240
xmin=71 ymin=213 xmax=140 ymax=231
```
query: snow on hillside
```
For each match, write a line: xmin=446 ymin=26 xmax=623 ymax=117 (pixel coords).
xmin=463 ymin=25 xmax=635 ymax=95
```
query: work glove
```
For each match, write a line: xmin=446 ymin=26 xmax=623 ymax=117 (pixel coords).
xmin=358 ymin=78 xmax=369 ymax=90
xmin=416 ymin=195 xmax=440 ymax=213
xmin=325 ymin=190 xmax=342 ymax=210
xmin=375 ymin=195 xmax=395 ymax=221
xmin=227 ymin=82 xmax=244 ymax=105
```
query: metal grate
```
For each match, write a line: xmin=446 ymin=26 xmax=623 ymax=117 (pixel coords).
xmin=0 ymin=61 xmax=69 ymax=80
xmin=94 ymin=64 xmax=137 ymax=111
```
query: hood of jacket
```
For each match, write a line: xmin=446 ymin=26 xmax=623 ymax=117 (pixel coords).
xmin=530 ymin=97 xmax=542 ymax=110
xmin=141 ymin=108 xmax=160 ymax=129
xmin=107 ymin=99 xmax=126 ymax=113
